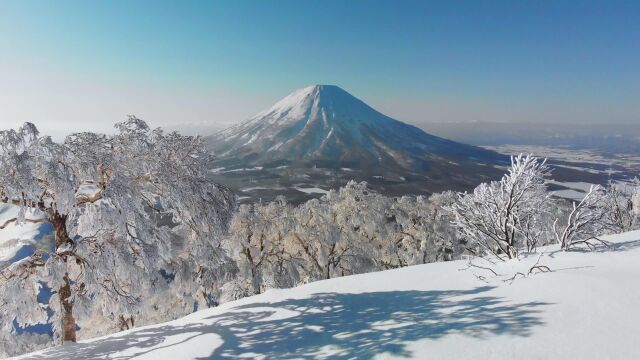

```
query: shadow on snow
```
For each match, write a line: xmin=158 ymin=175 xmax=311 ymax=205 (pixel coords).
xmin=25 ymin=286 xmax=550 ymax=359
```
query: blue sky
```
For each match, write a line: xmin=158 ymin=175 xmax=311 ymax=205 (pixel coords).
xmin=0 ymin=0 xmax=638 ymax=137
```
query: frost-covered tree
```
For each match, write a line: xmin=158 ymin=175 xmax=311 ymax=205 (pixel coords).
xmin=554 ymin=185 xmax=610 ymax=250
xmin=599 ymin=181 xmax=638 ymax=233
xmin=324 ymin=181 xmax=392 ymax=272
xmin=447 ymin=154 xmax=551 ymax=260
xmin=224 ymin=182 xmax=388 ymax=291
xmin=287 ymin=197 xmax=348 ymax=280
xmin=554 ymin=179 xmax=640 ymax=251
xmin=0 ymin=119 xmax=235 ymax=356
xmin=633 ymin=181 xmax=640 ymax=219
xmin=0 ymin=123 xmax=83 ymax=345
xmin=223 ymin=197 xmax=294 ymax=295
xmin=626 ymin=178 xmax=639 ymax=227
xmin=379 ymin=195 xmax=425 ymax=268
xmin=223 ymin=181 xmax=466 ymax=293
xmin=424 ymin=191 xmax=463 ymax=260
xmin=383 ymin=191 xmax=460 ymax=268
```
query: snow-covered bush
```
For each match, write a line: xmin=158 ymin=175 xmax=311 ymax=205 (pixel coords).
xmin=599 ymin=181 xmax=637 ymax=233
xmin=553 ymin=185 xmax=610 ymax=250
xmin=630 ymin=178 xmax=640 ymax=224
xmin=0 ymin=119 xmax=236 ymax=356
xmin=447 ymin=154 xmax=551 ymax=260
xmin=554 ymin=180 xmax=640 ymax=251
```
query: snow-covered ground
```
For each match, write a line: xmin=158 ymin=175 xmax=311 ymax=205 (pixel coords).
xmin=484 ymin=144 xmax=640 ymax=176
xmin=294 ymin=186 xmax=329 ymax=195
xmin=548 ymin=179 xmax=638 ymax=201
xmin=0 ymin=204 xmax=50 ymax=266
xmin=14 ymin=230 xmax=640 ymax=359
xmin=548 ymin=180 xmax=596 ymax=201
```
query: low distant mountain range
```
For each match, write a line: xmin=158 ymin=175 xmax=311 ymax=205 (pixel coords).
xmin=205 ymin=85 xmax=509 ymax=203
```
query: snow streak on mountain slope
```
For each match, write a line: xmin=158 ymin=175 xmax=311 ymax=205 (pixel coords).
xmin=208 ymin=85 xmax=503 ymax=171
xmin=16 ymin=230 xmax=640 ymax=359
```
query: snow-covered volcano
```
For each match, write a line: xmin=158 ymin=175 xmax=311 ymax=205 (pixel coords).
xmin=208 ymin=85 xmax=503 ymax=172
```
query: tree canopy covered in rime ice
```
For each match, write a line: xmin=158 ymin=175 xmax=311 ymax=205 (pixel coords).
xmin=0 ymin=119 xmax=236 ymax=357
xmin=222 ymin=181 xmax=463 ymax=300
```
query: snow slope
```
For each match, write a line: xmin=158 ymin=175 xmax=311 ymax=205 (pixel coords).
xmin=14 ymin=230 xmax=640 ymax=360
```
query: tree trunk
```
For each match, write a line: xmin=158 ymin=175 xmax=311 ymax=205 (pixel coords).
xmin=59 ymin=274 xmax=77 ymax=343
xmin=250 ymin=265 xmax=261 ymax=295
xmin=243 ymin=248 xmax=261 ymax=295
xmin=50 ymin=212 xmax=77 ymax=343
xmin=50 ymin=212 xmax=71 ymax=248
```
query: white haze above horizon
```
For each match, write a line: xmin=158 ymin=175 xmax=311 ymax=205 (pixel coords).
xmin=2 ymin=79 xmax=638 ymax=142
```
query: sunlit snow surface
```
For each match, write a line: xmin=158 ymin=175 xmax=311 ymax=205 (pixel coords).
xmin=483 ymin=145 xmax=640 ymax=173
xmin=14 ymin=230 xmax=640 ymax=359
xmin=0 ymin=204 xmax=49 ymax=265
xmin=294 ymin=186 xmax=329 ymax=195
